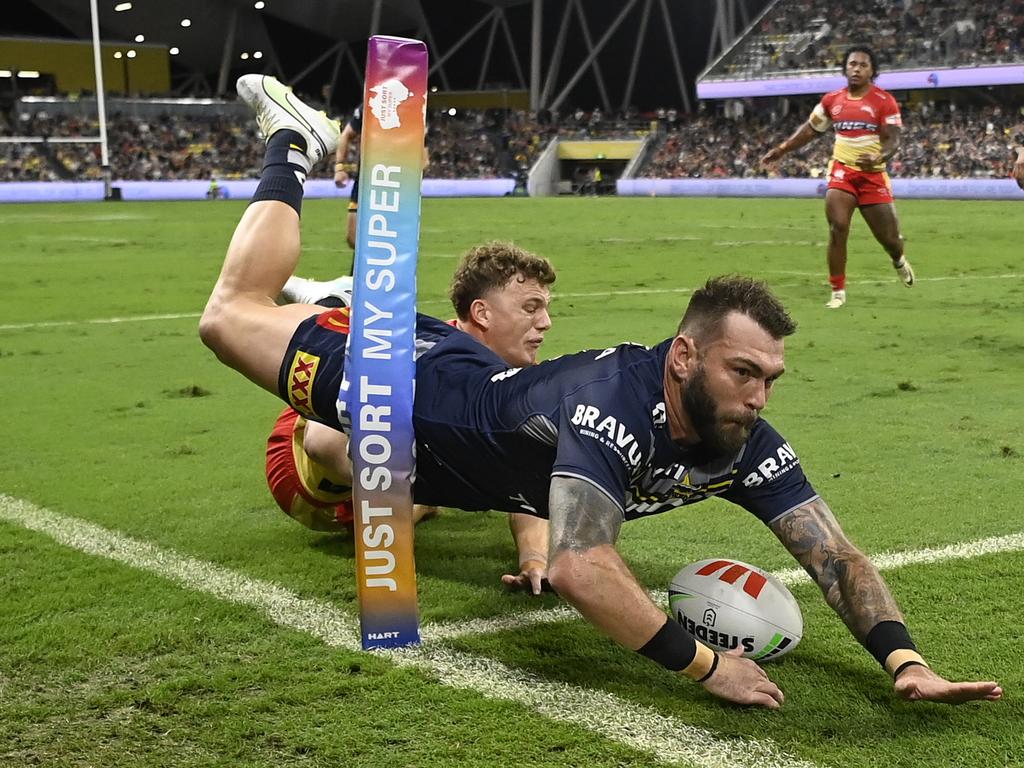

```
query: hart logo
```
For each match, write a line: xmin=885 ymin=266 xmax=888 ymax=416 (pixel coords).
xmin=694 ymin=559 xmax=768 ymax=599
xmin=287 ymin=351 xmax=320 ymax=415
xmin=368 ymin=78 xmax=412 ymax=130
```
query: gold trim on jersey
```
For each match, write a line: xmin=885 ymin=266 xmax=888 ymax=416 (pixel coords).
xmin=291 ymin=416 xmax=352 ymax=504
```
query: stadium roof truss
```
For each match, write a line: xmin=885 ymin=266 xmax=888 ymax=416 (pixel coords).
xmin=26 ymin=0 xmax=755 ymax=110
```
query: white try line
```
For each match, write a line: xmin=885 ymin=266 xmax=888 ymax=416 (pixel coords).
xmin=3 ymin=273 xmax=1022 ymax=332
xmin=423 ymin=529 xmax=1024 ymax=641
xmin=0 ymin=494 xmax=814 ymax=768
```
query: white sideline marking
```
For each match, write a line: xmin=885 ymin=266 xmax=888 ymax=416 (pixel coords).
xmin=0 ymin=494 xmax=813 ymax=768
xmin=4 ymin=270 xmax=1019 ymax=331
xmin=3 ymin=273 xmax=1022 ymax=332
xmin=713 ymin=240 xmax=823 ymax=247
xmin=0 ymin=312 xmax=203 ymax=331
xmin=425 ymin=530 xmax=1024 ymax=641
xmin=0 ymin=213 xmax=152 ymax=224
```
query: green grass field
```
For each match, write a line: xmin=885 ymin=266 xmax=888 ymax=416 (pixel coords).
xmin=1 ymin=196 xmax=1022 ymax=767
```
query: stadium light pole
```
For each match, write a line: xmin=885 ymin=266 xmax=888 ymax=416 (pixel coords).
xmin=88 ymin=0 xmax=112 ymax=200
xmin=530 ymin=0 xmax=541 ymax=111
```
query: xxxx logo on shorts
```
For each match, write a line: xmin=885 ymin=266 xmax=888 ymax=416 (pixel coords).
xmin=315 ymin=307 xmax=351 ymax=334
xmin=287 ymin=351 xmax=320 ymax=416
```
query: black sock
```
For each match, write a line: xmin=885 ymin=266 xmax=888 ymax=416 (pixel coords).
xmin=250 ymin=130 xmax=310 ymax=216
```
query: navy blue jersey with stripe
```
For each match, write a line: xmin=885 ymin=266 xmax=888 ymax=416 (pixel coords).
xmin=412 ymin=315 xmax=818 ymax=525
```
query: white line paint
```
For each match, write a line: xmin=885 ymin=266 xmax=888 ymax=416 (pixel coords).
xmin=4 ymin=273 xmax=1021 ymax=332
xmin=425 ymin=530 xmax=1024 ymax=641
xmin=0 ymin=213 xmax=153 ymax=224
xmin=713 ymin=240 xmax=824 ymax=247
xmin=0 ymin=312 xmax=203 ymax=331
xmin=391 ymin=645 xmax=817 ymax=768
xmin=0 ymin=494 xmax=814 ymax=768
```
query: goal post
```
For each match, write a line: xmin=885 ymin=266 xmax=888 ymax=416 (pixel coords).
xmin=342 ymin=36 xmax=428 ymax=650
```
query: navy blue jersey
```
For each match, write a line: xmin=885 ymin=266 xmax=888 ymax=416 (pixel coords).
xmin=412 ymin=316 xmax=818 ymax=525
xmin=347 ymin=106 xmax=363 ymax=134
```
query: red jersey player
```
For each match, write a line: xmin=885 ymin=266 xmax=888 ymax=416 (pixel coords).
xmin=761 ymin=46 xmax=914 ymax=308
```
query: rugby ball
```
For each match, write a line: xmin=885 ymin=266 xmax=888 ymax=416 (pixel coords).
xmin=668 ymin=558 xmax=802 ymax=661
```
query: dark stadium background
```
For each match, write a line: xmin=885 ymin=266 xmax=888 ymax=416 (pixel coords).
xmin=4 ymin=0 xmax=774 ymax=110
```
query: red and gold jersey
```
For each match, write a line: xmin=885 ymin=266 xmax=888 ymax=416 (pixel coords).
xmin=808 ymin=85 xmax=901 ymax=172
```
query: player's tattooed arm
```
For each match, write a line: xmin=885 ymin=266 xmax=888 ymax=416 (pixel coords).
xmin=548 ymin=476 xmax=622 ymax=553
xmin=769 ymin=498 xmax=904 ymax=641
xmin=546 ymin=476 xmax=665 ymax=649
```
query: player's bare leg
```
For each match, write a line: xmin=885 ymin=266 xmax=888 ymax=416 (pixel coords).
xmin=346 ymin=210 xmax=357 ymax=251
xmin=861 ymin=202 xmax=914 ymax=287
xmin=824 ymin=189 xmax=858 ymax=308
xmin=202 ymin=203 xmax=323 ymax=391
xmin=200 ymin=75 xmax=339 ymax=393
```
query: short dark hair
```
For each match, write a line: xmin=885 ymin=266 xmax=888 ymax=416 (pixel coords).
xmin=842 ymin=45 xmax=879 ymax=80
xmin=449 ymin=241 xmax=556 ymax=319
xmin=678 ymin=275 xmax=796 ymax=342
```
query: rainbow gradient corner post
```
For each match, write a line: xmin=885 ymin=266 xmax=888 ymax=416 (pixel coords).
xmin=342 ymin=35 xmax=428 ymax=650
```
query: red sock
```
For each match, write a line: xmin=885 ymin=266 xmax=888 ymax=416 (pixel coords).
xmin=829 ymin=274 xmax=846 ymax=291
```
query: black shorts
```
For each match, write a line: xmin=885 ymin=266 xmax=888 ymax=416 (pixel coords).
xmin=277 ymin=308 xmax=351 ymax=430
xmin=347 ymin=175 xmax=359 ymax=212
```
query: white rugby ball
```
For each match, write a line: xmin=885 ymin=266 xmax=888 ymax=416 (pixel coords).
xmin=668 ymin=558 xmax=802 ymax=661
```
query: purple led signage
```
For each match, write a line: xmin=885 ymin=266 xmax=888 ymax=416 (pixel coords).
xmin=697 ymin=64 xmax=1024 ymax=99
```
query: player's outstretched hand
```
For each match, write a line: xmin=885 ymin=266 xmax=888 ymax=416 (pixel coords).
xmin=760 ymin=148 xmax=783 ymax=166
xmin=701 ymin=647 xmax=784 ymax=709
xmin=501 ymin=559 xmax=549 ymax=596
xmin=893 ymin=664 xmax=1003 ymax=704
xmin=334 ymin=169 xmax=349 ymax=188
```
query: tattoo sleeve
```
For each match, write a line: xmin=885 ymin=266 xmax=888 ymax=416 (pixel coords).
xmin=769 ymin=498 xmax=904 ymax=641
xmin=548 ymin=476 xmax=623 ymax=555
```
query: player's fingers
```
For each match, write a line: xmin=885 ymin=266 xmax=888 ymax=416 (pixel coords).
xmin=500 ymin=573 xmax=526 ymax=589
xmin=748 ymin=690 xmax=782 ymax=710
xmin=946 ymin=682 xmax=1002 ymax=703
xmin=528 ymin=570 xmax=544 ymax=596
xmin=762 ymin=682 xmax=784 ymax=705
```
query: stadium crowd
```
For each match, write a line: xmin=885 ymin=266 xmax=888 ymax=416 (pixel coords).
xmin=0 ymin=106 xmax=555 ymax=183
xmin=2 ymin=97 xmax=1022 ymax=183
xmin=714 ymin=0 xmax=1024 ymax=77
xmin=639 ymin=100 xmax=1024 ymax=180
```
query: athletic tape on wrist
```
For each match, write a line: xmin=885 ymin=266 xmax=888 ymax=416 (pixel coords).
xmin=696 ymin=650 xmax=720 ymax=683
xmin=864 ymin=620 xmax=928 ymax=676
xmin=637 ymin=618 xmax=696 ymax=672
xmin=681 ymin=642 xmax=717 ymax=681
xmin=886 ymin=649 xmax=929 ymax=678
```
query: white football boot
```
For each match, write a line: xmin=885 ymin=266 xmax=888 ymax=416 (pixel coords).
xmin=894 ymin=257 xmax=915 ymax=287
xmin=278 ymin=275 xmax=354 ymax=307
xmin=825 ymin=289 xmax=846 ymax=309
xmin=236 ymin=74 xmax=339 ymax=167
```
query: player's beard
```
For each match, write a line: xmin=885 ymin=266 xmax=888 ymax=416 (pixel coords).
xmin=681 ymin=364 xmax=756 ymax=456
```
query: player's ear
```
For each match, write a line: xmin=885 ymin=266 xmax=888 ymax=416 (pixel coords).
xmin=669 ymin=335 xmax=699 ymax=378
xmin=468 ymin=298 xmax=490 ymax=329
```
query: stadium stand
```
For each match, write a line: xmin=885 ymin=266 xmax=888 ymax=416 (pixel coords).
xmin=638 ymin=97 xmax=1024 ymax=180
xmin=704 ymin=0 xmax=1024 ymax=80
xmin=0 ymin=104 xmax=562 ymax=182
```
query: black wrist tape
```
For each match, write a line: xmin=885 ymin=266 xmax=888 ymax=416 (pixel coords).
xmin=637 ymin=617 xmax=696 ymax=672
xmin=864 ymin=620 xmax=917 ymax=668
